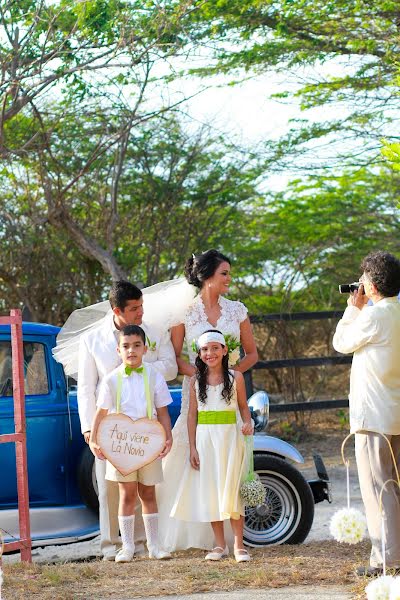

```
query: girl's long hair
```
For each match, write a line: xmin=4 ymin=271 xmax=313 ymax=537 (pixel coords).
xmin=195 ymin=331 xmax=234 ymax=404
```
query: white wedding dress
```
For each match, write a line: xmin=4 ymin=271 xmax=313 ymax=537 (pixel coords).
xmin=157 ymin=294 xmax=248 ymax=551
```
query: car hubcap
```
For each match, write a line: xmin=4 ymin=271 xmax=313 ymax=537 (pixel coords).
xmin=244 ymin=471 xmax=302 ymax=545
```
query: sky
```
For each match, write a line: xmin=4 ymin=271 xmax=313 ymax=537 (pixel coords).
xmin=150 ymin=55 xmax=368 ymax=191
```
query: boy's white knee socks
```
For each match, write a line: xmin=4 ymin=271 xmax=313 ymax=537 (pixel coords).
xmin=143 ymin=513 xmax=159 ymax=556
xmin=118 ymin=515 xmax=135 ymax=552
xmin=143 ymin=513 xmax=171 ymax=559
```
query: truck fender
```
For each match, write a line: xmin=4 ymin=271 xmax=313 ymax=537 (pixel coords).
xmin=253 ymin=434 xmax=304 ymax=464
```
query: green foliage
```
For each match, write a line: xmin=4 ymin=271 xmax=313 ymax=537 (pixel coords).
xmin=0 ymin=110 xmax=263 ymax=320
xmin=240 ymin=167 xmax=400 ymax=314
xmin=187 ymin=0 xmax=400 ymax=170
xmin=336 ymin=409 xmax=349 ymax=429
xmin=382 ymin=141 xmax=400 ymax=176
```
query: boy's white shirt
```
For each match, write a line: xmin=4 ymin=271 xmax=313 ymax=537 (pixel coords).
xmin=77 ymin=311 xmax=177 ymax=433
xmin=97 ymin=363 xmax=172 ymax=420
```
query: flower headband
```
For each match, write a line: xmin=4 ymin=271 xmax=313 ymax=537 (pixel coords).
xmin=197 ymin=331 xmax=226 ymax=348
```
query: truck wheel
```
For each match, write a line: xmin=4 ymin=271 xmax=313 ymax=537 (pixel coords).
xmin=244 ymin=454 xmax=314 ymax=546
xmin=77 ymin=446 xmax=99 ymax=514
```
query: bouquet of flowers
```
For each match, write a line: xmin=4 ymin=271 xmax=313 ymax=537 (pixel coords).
xmin=366 ymin=575 xmax=397 ymax=600
xmin=240 ymin=437 xmax=265 ymax=507
xmin=192 ymin=333 xmax=241 ymax=366
xmin=329 ymin=507 xmax=367 ymax=544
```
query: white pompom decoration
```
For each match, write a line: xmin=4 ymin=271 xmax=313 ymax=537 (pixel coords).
xmin=366 ymin=576 xmax=395 ymax=600
xmin=329 ymin=507 xmax=367 ymax=544
xmin=389 ymin=577 xmax=400 ymax=600
xmin=240 ymin=475 xmax=265 ymax=507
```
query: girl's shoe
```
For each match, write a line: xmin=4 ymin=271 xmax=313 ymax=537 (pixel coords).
xmin=115 ymin=547 xmax=134 ymax=562
xmin=234 ymin=548 xmax=251 ymax=563
xmin=205 ymin=546 xmax=229 ymax=561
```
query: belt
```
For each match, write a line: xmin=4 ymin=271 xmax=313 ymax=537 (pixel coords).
xmin=197 ymin=410 xmax=236 ymax=425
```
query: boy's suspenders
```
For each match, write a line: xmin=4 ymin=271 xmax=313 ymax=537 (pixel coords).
xmin=116 ymin=366 xmax=153 ymax=419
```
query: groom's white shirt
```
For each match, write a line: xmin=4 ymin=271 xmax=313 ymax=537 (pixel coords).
xmin=77 ymin=311 xmax=177 ymax=434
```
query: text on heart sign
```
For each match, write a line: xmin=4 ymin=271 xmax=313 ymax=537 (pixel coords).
xmin=110 ymin=423 xmax=150 ymax=456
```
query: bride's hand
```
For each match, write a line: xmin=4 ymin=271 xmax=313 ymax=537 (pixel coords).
xmin=190 ymin=447 xmax=200 ymax=470
xmin=159 ymin=437 xmax=172 ymax=458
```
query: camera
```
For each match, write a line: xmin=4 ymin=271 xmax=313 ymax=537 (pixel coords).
xmin=338 ymin=282 xmax=364 ymax=294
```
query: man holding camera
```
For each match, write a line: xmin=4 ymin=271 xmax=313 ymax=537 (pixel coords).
xmin=333 ymin=251 xmax=400 ymax=576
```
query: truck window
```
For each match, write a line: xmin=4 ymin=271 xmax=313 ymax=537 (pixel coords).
xmin=0 ymin=341 xmax=49 ymax=396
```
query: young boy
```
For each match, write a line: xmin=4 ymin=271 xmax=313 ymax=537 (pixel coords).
xmin=89 ymin=324 xmax=173 ymax=562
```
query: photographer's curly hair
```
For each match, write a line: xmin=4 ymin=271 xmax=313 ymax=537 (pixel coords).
xmin=361 ymin=251 xmax=400 ymax=297
xmin=195 ymin=329 xmax=234 ymax=405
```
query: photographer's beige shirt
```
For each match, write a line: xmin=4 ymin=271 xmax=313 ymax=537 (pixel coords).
xmin=333 ymin=297 xmax=400 ymax=434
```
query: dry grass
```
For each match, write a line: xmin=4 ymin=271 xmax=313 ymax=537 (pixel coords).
xmin=2 ymin=541 xmax=370 ymax=599
xmin=3 ymin=410 xmax=373 ymax=599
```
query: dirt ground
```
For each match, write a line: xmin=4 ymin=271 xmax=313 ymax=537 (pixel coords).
xmin=2 ymin=410 xmax=372 ymax=599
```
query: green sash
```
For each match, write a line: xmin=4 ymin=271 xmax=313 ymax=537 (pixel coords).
xmin=197 ymin=410 xmax=236 ymax=425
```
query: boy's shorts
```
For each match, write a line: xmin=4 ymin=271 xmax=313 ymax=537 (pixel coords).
xmin=105 ymin=457 xmax=163 ymax=485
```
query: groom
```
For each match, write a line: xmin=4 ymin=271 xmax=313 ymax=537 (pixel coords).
xmin=78 ymin=280 xmax=177 ymax=560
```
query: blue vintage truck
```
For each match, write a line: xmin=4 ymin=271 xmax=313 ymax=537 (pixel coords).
xmin=0 ymin=322 xmax=330 ymax=550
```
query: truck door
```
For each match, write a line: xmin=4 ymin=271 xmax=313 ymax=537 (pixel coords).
xmin=0 ymin=336 xmax=67 ymax=507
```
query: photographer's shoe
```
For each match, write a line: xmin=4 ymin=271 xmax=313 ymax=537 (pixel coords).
xmin=355 ymin=565 xmax=383 ymax=577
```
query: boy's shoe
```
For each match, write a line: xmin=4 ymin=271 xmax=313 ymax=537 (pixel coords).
xmin=234 ymin=548 xmax=251 ymax=563
xmin=102 ymin=552 xmax=116 ymax=562
xmin=148 ymin=547 xmax=172 ymax=560
xmin=205 ymin=546 xmax=229 ymax=561
xmin=115 ymin=547 xmax=135 ymax=563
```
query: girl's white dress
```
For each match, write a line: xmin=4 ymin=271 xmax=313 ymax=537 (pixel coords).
xmin=156 ymin=294 xmax=248 ymax=550
xmin=171 ymin=379 xmax=246 ymax=522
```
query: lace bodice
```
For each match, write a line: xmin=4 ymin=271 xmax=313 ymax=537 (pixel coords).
xmin=184 ymin=295 xmax=248 ymax=364
xmin=172 ymin=295 xmax=248 ymax=444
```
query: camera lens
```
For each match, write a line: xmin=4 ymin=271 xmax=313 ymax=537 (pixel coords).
xmin=338 ymin=282 xmax=364 ymax=294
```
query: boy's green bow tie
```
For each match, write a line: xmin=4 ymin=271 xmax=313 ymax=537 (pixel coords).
xmin=124 ymin=365 xmax=144 ymax=376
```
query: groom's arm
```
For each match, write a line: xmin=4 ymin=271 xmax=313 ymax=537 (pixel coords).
xmin=77 ymin=334 xmax=99 ymax=440
xmin=149 ymin=329 xmax=178 ymax=381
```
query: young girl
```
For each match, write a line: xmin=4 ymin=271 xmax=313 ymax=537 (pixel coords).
xmin=170 ymin=329 xmax=254 ymax=562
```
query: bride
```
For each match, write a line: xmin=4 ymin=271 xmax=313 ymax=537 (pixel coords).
xmin=157 ymin=249 xmax=258 ymax=551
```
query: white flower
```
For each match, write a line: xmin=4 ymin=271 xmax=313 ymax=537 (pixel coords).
xmin=240 ymin=475 xmax=265 ymax=507
xmin=366 ymin=576 xmax=395 ymax=600
xmin=228 ymin=348 xmax=240 ymax=366
xmin=329 ymin=507 xmax=367 ymax=544
xmin=389 ymin=577 xmax=400 ymax=600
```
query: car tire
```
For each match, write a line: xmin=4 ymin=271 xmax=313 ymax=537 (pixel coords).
xmin=77 ymin=446 xmax=99 ymax=514
xmin=244 ymin=454 xmax=315 ymax=546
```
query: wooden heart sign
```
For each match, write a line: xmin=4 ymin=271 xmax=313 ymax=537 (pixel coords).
xmin=97 ymin=413 xmax=166 ymax=476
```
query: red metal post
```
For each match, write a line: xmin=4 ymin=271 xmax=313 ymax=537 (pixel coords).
xmin=0 ymin=309 xmax=32 ymax=562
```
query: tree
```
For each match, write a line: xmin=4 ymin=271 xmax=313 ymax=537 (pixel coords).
xmin=0 ymin=114 xmax=262 ymax=320
xmin=189 ymin=0 xmax=400 ymax=170
xmin=0 ymin=196 xmax=108 ymax=323
xmin=240 ymin=166 xmax=400 ymax=315
xmin=0 ymin=0 xmax=210 ymax=280
xmin=0 ymin=0 xmax=199 ymax=156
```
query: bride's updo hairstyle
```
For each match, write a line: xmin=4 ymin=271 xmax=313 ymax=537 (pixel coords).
xmin=185 ymin=249 xmax=231 ymax=289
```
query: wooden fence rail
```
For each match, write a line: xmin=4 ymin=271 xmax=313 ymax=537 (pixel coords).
xmin=246 ymin=309 xmax=350 ymax=412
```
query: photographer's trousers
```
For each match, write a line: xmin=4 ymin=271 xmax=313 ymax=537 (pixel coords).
xmin=355 ymin=431 xmax=400 ymax=568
